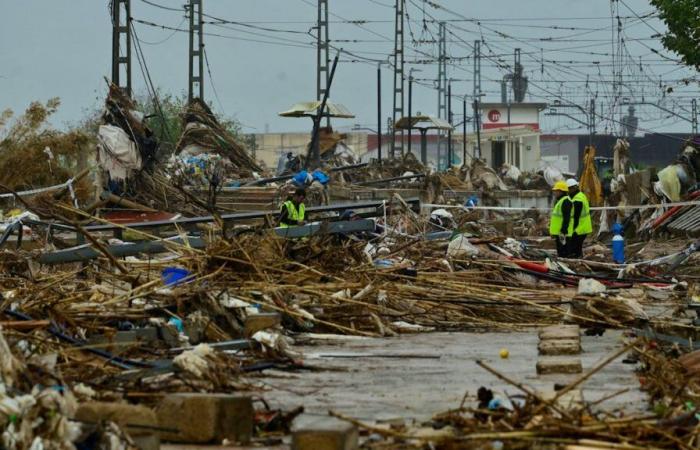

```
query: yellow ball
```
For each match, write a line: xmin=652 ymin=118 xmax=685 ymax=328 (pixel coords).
xmin=499 ymin=348 xmax=509 ymax=359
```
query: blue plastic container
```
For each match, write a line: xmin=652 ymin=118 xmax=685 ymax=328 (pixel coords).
xmin=611 ymin=223 xmax=625 ymax=264
xmin=161 ymin=267 xmax=191 ymax=286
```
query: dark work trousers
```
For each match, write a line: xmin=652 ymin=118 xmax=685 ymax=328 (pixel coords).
xmin=566 ymin=233 xmax=587 ymax=259
xmin=553 ymin=236 xmax=567 ymax=257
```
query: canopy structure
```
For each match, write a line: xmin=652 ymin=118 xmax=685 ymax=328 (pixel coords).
xmin=394 ymin=115 xmax=453 ymax=164
xmin=279 ymin=101 xmax=355 ymax=119
xmin=394 ymin=115 xmax=452 ymax=131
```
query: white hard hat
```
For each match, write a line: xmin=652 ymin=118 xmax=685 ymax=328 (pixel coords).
xmin=565 ymin=178 xmax=579 ymax=188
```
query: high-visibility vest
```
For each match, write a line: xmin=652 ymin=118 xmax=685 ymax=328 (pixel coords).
xmin=280 ymin=200 xmax=305 ymax=228
xmin=569 ymin=191 xmax=592 ymax=236
xmin=549 ymin=195 xmax=569 ymax=236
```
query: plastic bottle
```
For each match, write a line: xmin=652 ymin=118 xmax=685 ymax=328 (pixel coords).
xmin=612 ymin=222 xmax=625 ymax=264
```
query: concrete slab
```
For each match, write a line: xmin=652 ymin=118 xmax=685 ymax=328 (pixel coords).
xmin=292 ymin=416 xmax=358 ymax=450
xmin=538 ymin=325 xmax=581 ymax=341
xmin=257 ymin=331 xmax=643 ymax=422
xmin=536 ymin=357 xmax=583 ymax=374
xmin=538 ymin=339 xmax=582 ymax=356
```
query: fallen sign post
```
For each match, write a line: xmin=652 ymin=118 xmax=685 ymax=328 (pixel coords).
xmin=38 ymin=219 xmax=377 ymax=264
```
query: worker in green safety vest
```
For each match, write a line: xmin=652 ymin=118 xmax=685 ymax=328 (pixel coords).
xmin=278 ymin=188 xmax=307 ymax=228
xmin=549 ymin=180 xmax=572 ymax=257
xmin=566 ymin=179 xmax=593 ymax=258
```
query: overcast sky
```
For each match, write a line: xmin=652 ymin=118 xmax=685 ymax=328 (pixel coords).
xmin=1 ymin=0 xmax=696 ymax=135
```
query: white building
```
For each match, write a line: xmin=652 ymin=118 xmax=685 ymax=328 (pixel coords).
xmin=460 ymin=102 xmax=546 ymax=171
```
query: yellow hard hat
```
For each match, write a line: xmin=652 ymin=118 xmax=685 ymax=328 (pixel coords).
xmin=552 ymin=180 xmax=568 ymax=192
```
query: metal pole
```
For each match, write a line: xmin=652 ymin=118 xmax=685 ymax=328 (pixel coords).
xmin=408 ymin=73 xmax=413 ymax=157
xmin=473 ymin=99 xmax=481 ymax=159
xmin=447 ymin=81 xmax=452 ymax=169
xmin=693 ymin=99 xmax=698 ymax=135
xmin=317 ymin=0 xmax=330 ymax=127
xmin=111 ymin=0 xmax=131 ymax=95
xmin=392 ymin=0 xmax=405 ymax=158
xmin=377 ymin=63 xmax=382 ymax=162
xmin=420 ymin=129 xmax=428 ymax=165
xmin=462 ymin=96 xmax=467 ymax=166
xmin=309 ymin=52 xmax=340 ymax=169
xmin=188 ymin=0 xmax=204 ymax=102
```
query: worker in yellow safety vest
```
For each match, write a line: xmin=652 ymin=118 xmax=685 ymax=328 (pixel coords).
xmin=278 ymin=188 xmax=306 ymax=228
xmin=549 ymin=180 xmax=572 ymax=257
xmin=566 ymin=178 xmax=592 ymax=258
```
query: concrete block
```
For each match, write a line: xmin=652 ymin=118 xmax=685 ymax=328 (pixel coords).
xmin=292 ymin=416 xmax=358 ymax=450
xmin=536 ymin=357 xmax=582 ymax=375
xmin=75 ymin=401 xmax=159 ymax=450
xmin=244 ymin=312 xmax=282 ymax=337
xmin=156 ymin=393 xmax=252 ymax=444
xmin=538 ymin=339 xmax=582 ymax=356
xmin=538 ymin=325 xmax=580 ymax=341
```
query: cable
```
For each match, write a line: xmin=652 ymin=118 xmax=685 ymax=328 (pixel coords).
xmin=130 ymin=21 xmax=174 ymax=144
xmin=139 ymin=0 xmax=185 ymax=12
xmin=203 ymin=48 xmax=225 ymax=114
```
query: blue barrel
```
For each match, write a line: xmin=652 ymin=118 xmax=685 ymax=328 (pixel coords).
xmin=612 ymin=223 xmax=625 ymax=264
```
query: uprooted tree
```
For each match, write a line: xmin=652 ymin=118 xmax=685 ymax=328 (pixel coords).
xmin=650 ymin=0 xmax=700 ymax=70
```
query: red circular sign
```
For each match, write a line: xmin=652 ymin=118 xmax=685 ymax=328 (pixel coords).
xmin=487 ymin=109 xmax=501 ymax=122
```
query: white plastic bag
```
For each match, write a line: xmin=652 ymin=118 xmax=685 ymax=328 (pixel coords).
xmin=97 ymin=125 xmax=141 ymax=180
xmin=447 ymin=234 xmax=480 ymax=258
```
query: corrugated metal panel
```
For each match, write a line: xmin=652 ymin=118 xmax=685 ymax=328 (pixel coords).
xmin=668 ymin=206 xmax=700 ymax=235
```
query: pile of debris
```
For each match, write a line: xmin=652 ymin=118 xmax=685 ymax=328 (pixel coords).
xmin=174 ymin=98 xmax=261 ymax=180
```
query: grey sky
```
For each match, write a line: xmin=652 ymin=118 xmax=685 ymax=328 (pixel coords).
xmin=1 ymin=0 xmax=696 ymax=135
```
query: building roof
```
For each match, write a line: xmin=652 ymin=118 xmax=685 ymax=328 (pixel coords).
xmin=479 ymin=102 xmax=548 ymax=110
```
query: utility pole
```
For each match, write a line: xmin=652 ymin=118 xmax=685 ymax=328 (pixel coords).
xmin=392 ymin=0 xmax=405 ymax=158
xmin=473 ymin=99 xmax=481 ymax=159
xmin=111 ymin=0 xmax=132 ymax=95
xmin=437 ymin=21 xmax=447 ymax=170
xmin=408 ymin=71 xmax=413 ymax=157
xmin=447 ymin=81 xmax=453 ymax=168
xmin=188 ymin=0 xmax=204 ymax=102
xmin=693 ymin=99 xmax=698 ymax=135
xmin=377 ymin=63 xmax=382 ymax=162
xmin=462 ymin=95 xmax=467 ymax=166
xmin=473 ymin=40 xmax=481 ymax=104
xmin=589 ymin=98 xmax=596 ymax=145
xmin=316 ymin=0 xmax=330 ymax=126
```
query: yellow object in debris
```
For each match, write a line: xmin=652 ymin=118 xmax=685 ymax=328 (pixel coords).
xmin=657 ymin=165 xmax=681 ymax=202
xmin=7 ymin=209 xmax=23 ymax=217
xmin=579 ymin=145 xmax=603 ymax=207
xmin=499 ymin=348 xmax=509 ymax=359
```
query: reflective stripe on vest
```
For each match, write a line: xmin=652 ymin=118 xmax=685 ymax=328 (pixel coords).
xmin=569 ymin=191 xmax=593 ymax=235
xmin=280 ymin=200 xmax=305 ymax=228
xmin=549 ymin=195 xmax=568 ymax=236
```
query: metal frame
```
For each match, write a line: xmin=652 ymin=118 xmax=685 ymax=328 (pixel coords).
xmin=111 ymin=0 xmax=131 ymax=94
xmin=188 ymin=0 xmax=204 ymax=102
xmin=391 ymin=0 xmax=405 ymax=158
